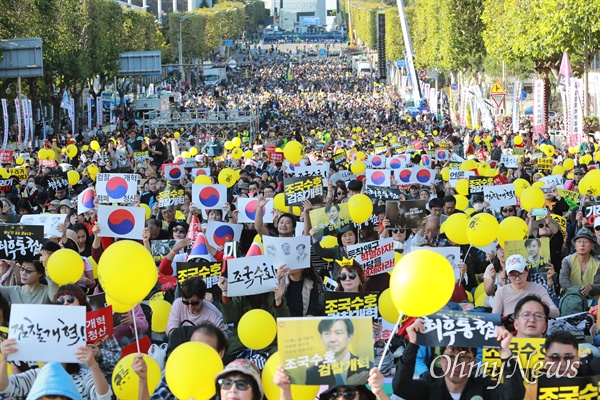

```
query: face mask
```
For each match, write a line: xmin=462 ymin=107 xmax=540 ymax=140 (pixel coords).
xmin=27 ymin=182 xmax=36 ymax=189
xmin=473 ymin=203 xmax=484 ymax=211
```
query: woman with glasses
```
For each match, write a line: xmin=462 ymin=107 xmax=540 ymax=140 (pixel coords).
xmin=499 ymin=206 xmax=516 ymax=221
xmin=165 ymin=276 xmax=227 ymax=337
xmin=482 ymin=244 xmax=509 ymax=309
xmin=168 ymin=221 xmax=189 ymax=240
xmin=492 ymin=255 xmax=559 ymax=318
xmin=0 ymin=260 xmax=58 ymax=304
xmin=311 ymin=226 xmax=358 ymax=278
xmin=214 ymin=359 xmax=263 ymax=400
xmin=336 ymin=260 xmax=368 ymax=293
xmin=52 ymin=284 xmax=121 ymax=378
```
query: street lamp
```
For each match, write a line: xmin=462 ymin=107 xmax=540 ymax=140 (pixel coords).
xmin=178 ymin=13 xmax=194 ymax=83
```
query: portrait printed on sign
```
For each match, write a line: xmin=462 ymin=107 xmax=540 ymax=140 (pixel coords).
xmin=505 ymin=238 xmax=551 ymax=273
xmin=263 ymin=235 xmax=312 ymax=270
xmin=309 ymin=203 xmax=351 ymax=238
xmin=277 ymin=316 xmax=374 ymax=386
xmin=385 ymin=200 xmax=426 ymax=230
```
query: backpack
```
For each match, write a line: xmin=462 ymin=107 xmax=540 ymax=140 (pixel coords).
xmin=559 ymin=286 xmax=588 ymax=316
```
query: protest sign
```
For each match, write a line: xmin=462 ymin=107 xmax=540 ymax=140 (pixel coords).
xmin=0 ymin=178 xmax=11 ymax=193
xmin=493 ymin=174 xmax=508 ymax=186
xmin=278 ymin=316 xmax=374 ymax=386
xmin=324 ymin=292 xmax=379 ymax=320
xmin=191 ymin=167 xmax=211 ymax=177
xmin=385 ymin=200 xmax=426 ymax=229
xmin=365 ymin=169 xmax=391 ymax=187
xmin=416 ymin=311 xmax=500 ymax=348
xmin=537 ymin=374 xmax=600 ymax=397
xmin=309 ymin=203 xmax=351 ymax=238
xmin=77 ymin=187 xmax=95 ymax=214
xmin=539 ymin=174 xmax=563 ymax=188
xmin=386 ymin=155 xmax=410 ymax=169
xmin=44 ymin=174 xmax=70 ymax=191
xmin=469 ymin=176 xmax=494 ymax=196
xmin=8 ymin=304 xmax=86 ymax=363
xmin=583 ymin=202 xmax=600 ymax=227
xmin=237 ymin=197 xmax=274 ymax=223
xmin=151 ymin=239 xmax=179 ymax=263
xmin=365 ymin=155 xmax=386 ymax=169
xmin=283 ymin=175 xmax=324 ymax=206
xmin=428 ymin=247 xmax=462 ymax=278
xmin=295 ymin=163 xmax=330 ymax=180
xmin=86 ymin=306 xmax=113 ymax=344
xmin=95 ymin=173 xmax=139 ymax=203
xmin=177 ymin=261 xmax=222 ymax=289
xmin=97 ymin=205 xmax=146 ymax=240
xmin=8 ymin=167 xmax=27 ymax=180
xmin=226 ymin=255 xmax=278 ymax=296
xmin=192 ymin=184 xmax=227 ymax=210
xmin=505 ymin=238 xmax=551 ymax=272
xmin=500 ymin=154 xmax=519 ymax=168
xmin=484 ymin=184 xmax=517 ymax=208
xmin=435 ymin=150 xmax=449 ymax=162
xmin=483 ymin=338 xmax=545 ymax=381
xmin=133 ymin=150 xmax=150 ymax=162
xmin=157 ymin=186 xmax=185 ymax=209
xmin=535 ymin=158 xmax=553 ymax=170
xmin=347 ymin=238 xmax=394 ymax=276
xmin=557 ymin=188 xmax=580 ymax=206
xmin=20 ymin=214 xmax=66 ymax=238
xmin=0 ymin=224 xmax=43 ymax=261
xmin=205 ymin=220 xmax=243 ymax=248
xmin=395 ymin=167 xmax=436 ymax=186
xmin=365 ymin=186 xmax=402 ymax=201
xmin=163 ymin=164 xmax=185 ymax=182
xmin=331 ymin=152 xmax=346 ymax=165
xmin=0 ymin=150 xmax=12 ymax=163
xmin=449 ymin=170 xmax=475 ymax=186
xmin=547 ymin=214 xmax=567 ymax=233
xmin=322 ymin=276 xmax=339 ymax=291
xmin=263 ymin=235 xmax=311 ymax=270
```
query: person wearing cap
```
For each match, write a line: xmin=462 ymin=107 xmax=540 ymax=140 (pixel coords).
xmin=492 ymin=254 xmax=559 ymax=318
xmin=565 ymin=167 xmax=585 ymax=191
xmin=542 ymin=184 xmax=569 ymax=216
xmin=58 ymin=199 xmax=73 ymax=214
xmin=212 ymin=359 xmax=263 ymax=400
xmin=406 ymin=184 xmax=420 ymax=200
xmin=559 ymin=227 xmax=600 ymax=299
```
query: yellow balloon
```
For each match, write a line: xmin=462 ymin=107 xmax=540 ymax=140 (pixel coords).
xmin=273 ymin=193 xmax=287 ymax=212
xmin=350 ymin=160 xmax=366 ymax=175
xmin=513 ymin=178 xmax=530 ymax=197
xmin=262 ymin=352 xmax=320 ymax=400
xmin=283 ymin=141 xmax=304 ymax=164
xmin=544 ymin=146 xmax=555 ymax=157
xmin=218 ymin=168 xmax=236 ymax=188
xmin=460 ymin=159 xmax=477 ymax=171
xmin=454 ymin=194 xmax=469 ymax=210
xmin=190 ymin=147 xmax=198 ymax=156
xmin=244 ymin=150 xmax=254 ymax=159
xmin=86 ymin=257 xmax=98 ymax=279
xmin=579 ymin=170 xmax=600 ymax=196
xmin=348 ymin=194 xmax=373 ymax=224
xmin=87 ymin=164 xmax=98 ymax=176
xmin=15 ymin=157 xmax=23 ymax=165
xmin=82 ymin=145 xmax=89 ymax=152
xmin=355 ymin=151 xmax=366 ymax=161
xmin=194 ymin=175 xmax=212 ymax=185
xmin=552 ymin=165 xmax=564 ymax=176
xmin=441 ymin=167 xmax=450 ymax=182
xmin=166 ymin=342 xmax=223 ymax=400
xmin=563 ymin=158 xmax=575 ymax=171
xmin=106 ymin=294 xmax=133 ymax=313
xmin=67 ymin=170 xmax=80 ymax=186
xmin=232 ymin=137 xmax=242 ymax=148
xmin=514 ymin=135 xmax=523 ymax=145
xmin=231 ymin=148 xmax=243 ymax=160
xmin=174 ymin=132 xmax=180 ymax=139
xmin=224 ymin=141 xmax=234 ymax=150
xmin=520 ymin=187 xmax=545 ymax=211
xmin=456 ymin=179 xmax=469 ymax=196
xmin=532 ymin=181 xmax=545 ymax=188
xmin=112 ymin=354 xmax=161 ymax=400
xmin=464 ymin=208 xmax=476 ymax=216
xmin=66 ymin=144 xmax=78 ymax=159
xmin=466 ymin=213 xmax=499 ymax=247
xmin=498 ymin=216 xmax=529 ymax=248
xmin=181 ymin=151 xmax=191 ymax=159
xmin=238 ymin=309 xmax=277 ymax=350
xmin=150 ymin=299 xmax=171 ymax=333
xmin=390 ymin=250 xmax=455 ymax=316
xmin=378 ymin=288 xmax=400 ymax=323
xmin=140 ymin=203 xmax=152 ymax=219
xmin=90 ymin=140 xmax=100 ymax=151
xmin=292 ymin=206 xmax=301 ymax=216
xmin=320 ymin=236 xmax=338 ymax=248
xmin=47 ymin=249 xmax=84 ymax=286
xmin=444 ymin=213 xmax=470 ymax=245
xmin=98 ymin=240 xmax=158 ymax=305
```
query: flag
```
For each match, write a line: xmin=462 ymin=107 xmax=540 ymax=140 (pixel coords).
xmin=246 ymin=241 xmax=263 ymax=257
xmin=186 ymin=215 xmax=201 ymax=242
xmin=557 ymin=52 xmax=573 ymax=89
xmin=60 ymin=90 xmax=70 ymax=109
xmin=188 ymin=233 xmax=211 ymax=261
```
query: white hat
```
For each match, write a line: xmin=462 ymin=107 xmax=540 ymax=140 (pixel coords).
xmin=506 ymin=254 xmax=528 ymax=274
xmin=594 ymin=218 xmax=600 ymax=229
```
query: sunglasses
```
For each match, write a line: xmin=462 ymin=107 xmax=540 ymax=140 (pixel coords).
xmin=218 ymin=378 xmax=251 ymax=391
xmin=538 ymin=223 xmax=549 ymax=228
xmin=547 ymin=354 xmax=577 ymax=362
xmin=182 ymin=299 xmax=201 ymax=306
xmin=327 ymin=389 xmax=357 ymax=400
xmin=56 ymin=295 xmax=76 ymax=305
xmin=392 ymin=229 xmax=405 ymax=234
xmin=172 ymin=227 xmax=186 ymax=233
xmin=337 ymin=191 xmax=345 ymax=195
xmin=19 ymin=267 xmax=36 ymax=275
xmin=595 ymin=226 xmax=600 ymax=232
xmin=339 ymin=272 xmax=357 ymax=281
xmin=502 ymin=208 xmax=515 ymax=212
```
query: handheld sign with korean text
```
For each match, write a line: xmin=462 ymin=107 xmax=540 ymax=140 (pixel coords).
xmin=416 ymin=311 xmax=501 ymax=348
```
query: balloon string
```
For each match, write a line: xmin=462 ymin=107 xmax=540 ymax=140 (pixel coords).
xmin=132 ymin=305 xmax=141 ymax=354
xmin=377 ymin=312 xmax=404 ymax=370
xmin=464 ymin=245 xmax=473 ymax=260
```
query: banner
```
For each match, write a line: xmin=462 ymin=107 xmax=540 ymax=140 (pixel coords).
xmin=512 ymin=81 xmax=522 ymax=133
xmin=295 ymin=163 xmax=330 ymax=181
xmin=347 ymin=238 xmax=394 ymax=276
xmin=537 ymin=374 xmax=600 ymax=397
xmin=96 ymin=96 xmax=102 ymax=128
xmin=176 ymin=261 xmax=222 ymax=289
xmin=8 ymin=304 xmax=86 ymax=363
xmin=484 ymin=184 xmax=517 ymax=208
xmin=0 ymin=224 xmax=44 ymax=261
xmin=575 ymin=78 xmax=584 ymax=145
xmin=205 ymin=220 xmax=243 ymax=249
xmin=1 ymin=99 xmax=8 ymax=149
xmin=532 ymin=79 xmax=546 ymax=138
xmin=505 ymin=238 xmax=551 ymax=273
xmin=460 ymin=87 xmax=467 ymax=127
xmin=583 ymin=202 xmax=600 ymax=227
xmin=237 ymin=197 xmax=274 ymax=223
xmin=483 ymin=337 xmax=545 ymax=381
xmin=95 ymin=173 xmax=139 ymax=203
xmin=0 ymin=150 xmax=12 ymax=164
xmin=14 ymin=99 xmax=21 ymax=144
xmin=539 ymin=174 xmax=563 ymax=188
xmin=8 ymin=167 xmax=27 ymax=180
xmin=283 ymin=175 xmax=324 ymax=206
xmin=86 ymin=306 xmax=113 ymax=344
xmin=395 ymin=167 xmax=436 ymax=186
xmin=97 ymin=205 xmax=146 ymax=240
xmin=324 ymin=292 xmax=379 ymax=320
xmin=226 ymin=255 xmax=278 ymax=297
xmin=500 ymin=154 xmax=519 ymax=168
xmin=385 ymin=200 xmax=426 ymax=230
xmin=365 ymin=186 xmax=402 ymax=201
xmin=87 ymin=97 xmax=92 ymax=130
xmin=416 ymin=311 xmax=501 ymax=347
xmin=20 ymin=214 xmax=67 ymax=238
xmin=309 ymin=203 xmax=352 ymax=238
xmin=21 ymin=99 xmax=28 ymax=144
xmin=365 ymin=169 xmax=391 ymax=187
xmin=278 ymin=316 xmax=374 ymax=386
xmin=469 ymin=176 xmax=494 ymax=196
xmin=263 ymin=235 xmax=312 ymax=270
xmin=157 ymin=186 xmax=185 ymax=209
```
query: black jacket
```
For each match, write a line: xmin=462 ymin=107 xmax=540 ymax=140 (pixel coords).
xmin=393 ymin=342 xmax=525 ymax=400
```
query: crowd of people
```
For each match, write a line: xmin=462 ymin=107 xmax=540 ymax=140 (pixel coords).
xmin=0 ymin=43 xmax=598 ymax=400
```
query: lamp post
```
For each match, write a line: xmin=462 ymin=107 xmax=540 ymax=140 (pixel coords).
xmin=178 ymin=13 xmax=194 ymax=84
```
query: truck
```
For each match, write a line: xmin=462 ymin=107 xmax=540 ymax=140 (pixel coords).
xmin=202 ymin=67 xmax=227 ymax=87
xmin=134 ymin=97 xmax=170 ymax=124
xmin=351 ymin=55 xmax=369 ymax=71
xmin=356 ymin=61 xmax=373 ymax=77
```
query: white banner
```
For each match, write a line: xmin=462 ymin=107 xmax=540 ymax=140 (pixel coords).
xmin=20 ymin=214 xmax=67 ymax=238
xmin=429 ymin=88 xmax=438 ymax=116
xmin=347 ymin=238 xmax=394 ymax=276
xmin=472 ymin=86 xmax=494 ymax=131
xmin=512 ymin=81 xmax=522 ymax=133
xmin=263 ymin=235 xmax=311 ymax=270
xmin=460 ymin=88 xmax=468 ymax=127
xmin=14 ymin=98 xmax=21 ymax=144
xmin=532 ymin=79 xmax=545 ymax=138
xmin=568 ymin=77 xmax=576 ymax=146
xmin=1 ymin=99 xmax=7 ymax=149
xmin=95 ymin=173 xmax=139 ymax=203
xmin=483 ymin=184 xmax=517 ymax=209
xmin=87 ymin=97 xmax=92 ymax=130
xmin=97 ymin=205 xmax=146 ymax=240
xmin=96 ymin=96 xmax=102 ymax=128
xmin=576 ymin=78 xmax=584 ymax=145
xmin=500 ymin=154 xmax=519 ymax=168
xmin=226 ymin=255 xmax=278 ymax=297
xmin=21 ymin=99 xmax=29 ymax=145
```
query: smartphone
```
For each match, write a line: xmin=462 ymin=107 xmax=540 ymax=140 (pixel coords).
xmin=532 ymin=208 xmax=547 ymax=217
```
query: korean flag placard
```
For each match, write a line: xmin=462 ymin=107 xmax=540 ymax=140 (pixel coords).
xmin=192 ymin=184 xmax=227 ymax=210
xmin=237 ymin=197 xmax=274 ymax=223
xmin=95 ymin=173 xmax=138 ymax=204
xmin=97 ymin=205 xmax=146 ymax=240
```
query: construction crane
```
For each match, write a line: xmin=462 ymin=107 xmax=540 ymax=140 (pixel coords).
xmin=395 ymin=0 xmax=421 ymax=100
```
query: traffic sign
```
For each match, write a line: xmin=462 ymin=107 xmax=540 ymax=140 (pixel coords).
xmin=490 ymin=79 xmax=505 ymax=95
xmin=418 ymin=69 xmax=427 ymax=78
xmin=396 ymin=59 xmax=407 ymax=68
xmin=318 ymin=49 xmax=327 ymax=57
xmin=451 ymin=83 xmax=458 ymax=91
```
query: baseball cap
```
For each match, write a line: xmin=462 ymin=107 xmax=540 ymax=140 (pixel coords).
xmin=505 ymin=254 xmax=527 ymax=274
xmin=214 ymin=359 xmax=263 ymax=397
